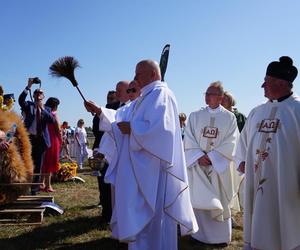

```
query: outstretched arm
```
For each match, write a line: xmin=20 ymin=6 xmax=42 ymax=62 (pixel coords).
xmin=18 ymin=78 xmax=34 ymax=109
xmin=84 ymin=100 xmax=102 ymax=115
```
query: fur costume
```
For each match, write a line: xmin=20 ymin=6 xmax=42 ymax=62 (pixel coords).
xmin=0 ymin=110 xmax=33 ymax=204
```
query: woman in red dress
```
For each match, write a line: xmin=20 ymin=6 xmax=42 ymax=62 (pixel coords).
xmin=41 ymin=97 xmax=61 ymax=192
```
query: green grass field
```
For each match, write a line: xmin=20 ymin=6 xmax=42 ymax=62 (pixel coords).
xmin=0 ymin=166 xmax=243 ymax=249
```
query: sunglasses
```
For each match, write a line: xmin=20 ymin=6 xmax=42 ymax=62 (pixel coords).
xmin=204 ymin=92 xmax=221 ymax=96
xmin=126 ymin=88 xmax=137 ymax=94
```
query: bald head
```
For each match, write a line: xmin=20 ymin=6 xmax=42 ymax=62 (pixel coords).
xmin=116 ymin=81 xmax=129 ymax=89
xmin=116 ymin=80 xmax=130 ymax=103
xmin=135 ymin=60 xmax=161 ymax=88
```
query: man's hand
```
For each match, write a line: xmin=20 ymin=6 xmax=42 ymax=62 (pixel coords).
xmin=93 ymin=150 xmax=104 ymax=160
xmin=117 ymin=122 xmax=131 ymax=134
xmin=84 ymin=100 xmax=102 ymax=115
xmin=198 ymin=154 xmax=212 ymax=166
xmin=238 ymin=161 xmax=245 ymax=173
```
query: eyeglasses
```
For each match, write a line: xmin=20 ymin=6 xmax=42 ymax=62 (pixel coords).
xmin=204 ymin=92 xmax=221 ymax=96
xmin=126 ymin=88 xmax=137 ymax=94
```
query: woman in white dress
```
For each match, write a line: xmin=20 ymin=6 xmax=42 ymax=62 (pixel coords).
xmin=74 ymin=119 xmax=88 ymax=169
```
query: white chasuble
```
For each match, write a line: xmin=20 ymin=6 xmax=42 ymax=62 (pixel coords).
xmin=101 ymin=81 xmax=198 ymax=250
xmin=184 ymin=106 xmax=239 ymax=243
xmin=235 ymin=95 xmax=300 ymax=250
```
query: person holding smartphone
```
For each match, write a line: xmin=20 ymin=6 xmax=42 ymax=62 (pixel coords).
xmin=18 ymin=78 xmax=55 ymax=195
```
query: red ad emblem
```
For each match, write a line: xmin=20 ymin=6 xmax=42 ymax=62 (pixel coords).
xmin=203 ymin=126 xmax=218 ymax=138
xmin=258 ymin=119 xmax=280 ymax=133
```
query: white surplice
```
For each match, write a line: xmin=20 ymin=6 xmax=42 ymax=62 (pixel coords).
xmin=98 ymin=131 xmax=116 ymax=165
xmin=98 ymin=81 xmax=198 ymax=250
xmin=97 ymin=102 xmax=135 ymax=187
xmin=184 ymin=105 xmax=239 ymax=244
xmin=235 ymin=95 xmax=300 ymax=250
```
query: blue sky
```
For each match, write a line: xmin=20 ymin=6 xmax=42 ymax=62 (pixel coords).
xmin=1 ymin=0 xmax=300 ymax=127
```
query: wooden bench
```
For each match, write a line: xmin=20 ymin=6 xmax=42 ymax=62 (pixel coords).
xmin=0 ymin=195 xmax=54 ymax=225
xmin=0 ymin=182 xmax=44 ymax=186
xmin=17 ymin=195 xmax=54 ymax=202
xmin=0 ymin=208 xmax=45 ymax=225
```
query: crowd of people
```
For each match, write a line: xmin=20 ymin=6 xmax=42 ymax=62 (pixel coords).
xmin=0 ymin=78 xmax=91 ymax=195
xmin=0 ymin=55 xmax=299 ymax=250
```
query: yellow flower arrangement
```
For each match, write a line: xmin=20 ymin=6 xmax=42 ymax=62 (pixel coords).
xmin=57 ymin=161 xmax=78 ymax=181
xmin=0 ymin=96 xmax=14 ymax=111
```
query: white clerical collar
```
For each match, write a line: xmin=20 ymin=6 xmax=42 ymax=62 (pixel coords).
xmin=207 ymin=105 xmax=222 ymax=113
xmin=140 ymin=80 xmax=166 ymax=96
xmin=270 ymin=92 xmax=293 ymax=103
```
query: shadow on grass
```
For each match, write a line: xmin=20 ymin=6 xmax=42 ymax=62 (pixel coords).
xmin=66 ymin=204 xmax=99 ymax=211
xmin=55 ymin=238 xmax=127 ymax=250
xmin=0 ymin=215 xmax=125 ymax=250
xmin=81 ymin=204 xmax=99 ymax=210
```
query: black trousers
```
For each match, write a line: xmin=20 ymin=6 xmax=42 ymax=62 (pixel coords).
xmin=97 ymin=163 xmax=112 ymax=222
xmin=29 ymin=135 xmax=46 ymax=193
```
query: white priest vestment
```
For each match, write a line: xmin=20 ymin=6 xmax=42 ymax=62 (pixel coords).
xmin=235 ymin=95 xmax=300 ymax=250
xmin=97 ymin=102 xmax=133 ymax=180
xmin=184 ymin=105 xmax=239 ymax=244
xmin=99 ymin=81 xmax=198 ymax=250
